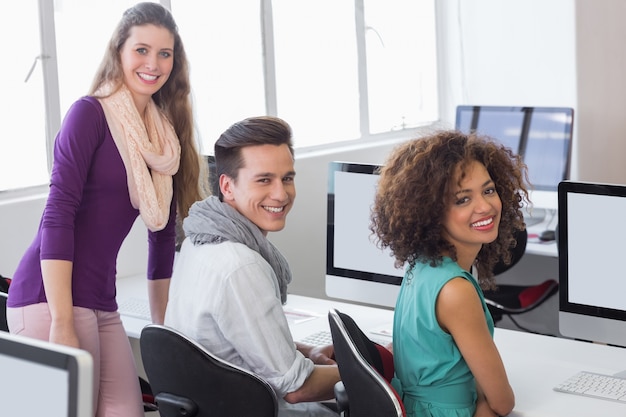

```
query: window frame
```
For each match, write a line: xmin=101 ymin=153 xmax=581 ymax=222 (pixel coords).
xmin=1 ymin=0 xmax=440 ymax=197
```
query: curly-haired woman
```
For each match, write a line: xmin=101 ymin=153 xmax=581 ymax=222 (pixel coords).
xmin=371 ymin=130 xmax=529 ymax=417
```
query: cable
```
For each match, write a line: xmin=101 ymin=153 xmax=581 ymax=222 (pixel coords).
xmin=544 ymin=208 xmax=558 ymax=231
xmin=506 ymin=315 xmax=557 ymax=338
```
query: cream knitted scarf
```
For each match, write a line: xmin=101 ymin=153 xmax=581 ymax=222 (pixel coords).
xmin=98 ymin=84 xmax=181 ymax=231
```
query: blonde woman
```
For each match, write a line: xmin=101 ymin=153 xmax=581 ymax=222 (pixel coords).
xmin=7 ymin=3 xmax=207 ymax=416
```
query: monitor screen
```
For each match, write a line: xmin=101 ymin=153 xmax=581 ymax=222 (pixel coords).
xmin=455 ymin=105 xmax=574 ymax=210
xmin=325 ymin=162 xmax=404 ymax=308
xmin=204 ymin=154 xmax=220 ymax=197
xmin=0 ymin=332 xmax=93 ymax=417
xmin=455 ymin=106 xmax=525 ymax=154
xmin=558 ymin=181 xmax=626 ymax=349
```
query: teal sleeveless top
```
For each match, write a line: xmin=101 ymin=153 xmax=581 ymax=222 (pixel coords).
xmin=392 ymin=257 xmax=494 ymax=417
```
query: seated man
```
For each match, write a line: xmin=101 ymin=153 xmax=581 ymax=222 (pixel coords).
xmin=165 ymin=116 xmax=340 ymax=416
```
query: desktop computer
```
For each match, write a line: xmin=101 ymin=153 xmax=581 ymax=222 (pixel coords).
xmin=558 ymin=180 xmax=626 ymax=349
xmin=204 ymin=154 xmax=220 ymax=196
xmin=325 ymin=161 xmax=403 ymax=309
xmin=554 ymin=180 xmax=626 ymax=402
xmin=0 ymin=331 xmax=93 ymax=417
xmin=455 ymin=105 xmax=574 ymax=213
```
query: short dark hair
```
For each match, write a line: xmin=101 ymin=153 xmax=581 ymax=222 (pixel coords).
xmin=214 ymin=116 xmax=293 ymax=196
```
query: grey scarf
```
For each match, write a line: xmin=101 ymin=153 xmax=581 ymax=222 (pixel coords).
xmin=183 ymin=196 xmax=292 ymax=303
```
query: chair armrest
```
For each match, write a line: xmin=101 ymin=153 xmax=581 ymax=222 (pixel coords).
xmin=155 ymin=392 xmax=198 ymax=416
xmin=334 ymin=381 xmax=349 ymax=414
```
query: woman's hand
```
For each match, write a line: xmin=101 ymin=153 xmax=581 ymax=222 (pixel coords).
xmin=473 ymin=392 xmax=498 ymax=417
xmin=49 ymin=319 xmax=80 ymax=349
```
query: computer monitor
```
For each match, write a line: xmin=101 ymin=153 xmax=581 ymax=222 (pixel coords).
xmin=325 ymin=162 xmax=404 ymax=308
xmin=0 ymin=331 xmax=93 ymax=417
xmin=455 ymin=105 xmax=574 ymax=210
xmin=204 ymin=154 xmax=220 ymax=196
xmin=558 ymin=181 xmax=626 ymax=352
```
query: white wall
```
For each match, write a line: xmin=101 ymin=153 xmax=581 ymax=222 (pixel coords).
xmin=0 ymin=192 xmax=148 ymax=279
xmin=0 ymin=193 xmax=46 ymax=277
xmin=436 ymin=0 xmax=578 ymax=171
xmin=575 ymin=0 xmax=626 ymax=183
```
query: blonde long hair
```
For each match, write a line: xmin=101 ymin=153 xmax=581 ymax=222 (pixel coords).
xmin=89 ymin=2 xmax=209 ymax=219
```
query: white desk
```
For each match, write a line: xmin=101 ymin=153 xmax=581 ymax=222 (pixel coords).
xmin=117 ymin=273 xmax=394 ymax=342
xmin=118 ymin=276 xmax=626 ymax=417
xmin=525 ymin=237 xmax=557 ymax=258
xmin=496 ymin=330 xmax=626 ymax=417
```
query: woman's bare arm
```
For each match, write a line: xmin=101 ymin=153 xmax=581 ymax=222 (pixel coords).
xmin=437 ymin=278 xmax=515 ymax=416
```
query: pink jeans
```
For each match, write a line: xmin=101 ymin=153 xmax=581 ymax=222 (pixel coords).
xmin=7 ymin=303 xmax=144 ymax=417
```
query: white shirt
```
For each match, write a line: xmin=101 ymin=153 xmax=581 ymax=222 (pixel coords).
xmin=165 ymin=239 xmax=336 ymax=416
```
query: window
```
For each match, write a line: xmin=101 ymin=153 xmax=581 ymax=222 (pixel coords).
xmin=0 ymin=0 xmax=48 ymax=190
xmin=0 ymin=0 xmax=438 ymax=192
xmin=172 ymin=1 xmax=266 ymax=154
xmin=364 ymin=0 xmax=438 ymax=134
xmin=175 ymin=0 xmax=439 ymax=151
xmin=55 ymin=0 xmax=148 ymax=116
xmin=272 ymin=0 xmax=361 ymax=147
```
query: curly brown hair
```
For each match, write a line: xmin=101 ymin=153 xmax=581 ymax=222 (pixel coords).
xmin=370 ymin=130 xmax=529 ymax=289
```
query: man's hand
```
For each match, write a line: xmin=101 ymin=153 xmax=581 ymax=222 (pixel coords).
xmin=307 ymin=344 xmax=336 ymax=365
xmin=295 ymin=342 xmax=336 ymax=365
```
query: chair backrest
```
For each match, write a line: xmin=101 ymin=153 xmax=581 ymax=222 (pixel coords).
xmin=0 ymin=291 xmax=8 ymax=332
xmin=328 ymin=308 xmax=405 ymax=417
xmin=485 ymin=227 xmax=559 ymax=324
xmin=140 ymin=324 xmax=278 ymax=417
xmin=493 ymin=228 xmax=528 ymax=276
xmin=0 ymin=275 xmax=10 ymax=332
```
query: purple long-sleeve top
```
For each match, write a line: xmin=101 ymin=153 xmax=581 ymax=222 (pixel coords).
xmin=7 ymin=96 xmax=176 ymax=311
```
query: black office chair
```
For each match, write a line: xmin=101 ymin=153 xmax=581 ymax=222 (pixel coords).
xmin=484 ymin=228 xmax=559 ymax=329
xmin=140 ymin=324 xmax=278 ymax=417
xmin=328 ymin=308 xmax=405 ymax=417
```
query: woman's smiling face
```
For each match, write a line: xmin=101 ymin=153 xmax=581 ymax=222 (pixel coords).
xmin=441 ymin=160 xmax=502 ymax=263
xmin=120 ymin=24 xmax=174 ymax=111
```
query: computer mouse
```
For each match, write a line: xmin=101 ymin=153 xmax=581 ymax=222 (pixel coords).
xmin=539 ymin=229 xmax=556 ymax=242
